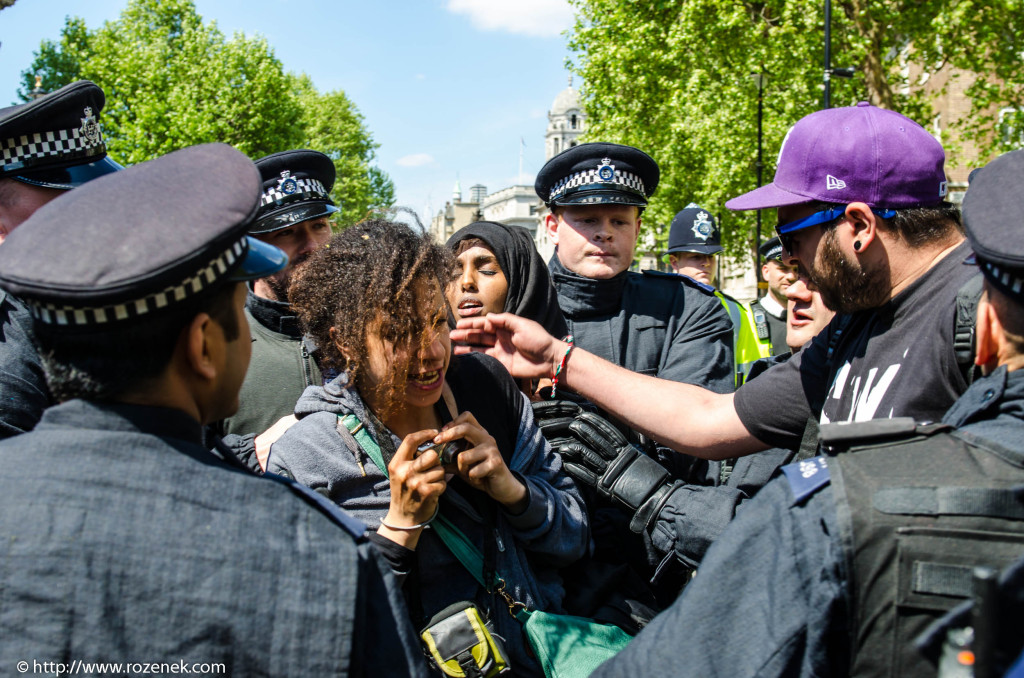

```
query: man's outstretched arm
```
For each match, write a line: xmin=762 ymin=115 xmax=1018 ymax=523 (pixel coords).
xmin=451 ymin=313 xmax=768 ymax=460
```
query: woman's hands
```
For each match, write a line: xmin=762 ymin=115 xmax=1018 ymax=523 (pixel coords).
xmin=436 ymin=412 xmax=528 ymax=514
xmin=379 ymin=429 xmax=447 ymax=548
xmin=378 ymin=412 xmax=529 ymax=548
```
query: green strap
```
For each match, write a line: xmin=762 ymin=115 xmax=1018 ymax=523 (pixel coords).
xmin=341 ymin=414 xmax=388 ymax=474
xmin=339 ymin=413 xmax=500 ymax=590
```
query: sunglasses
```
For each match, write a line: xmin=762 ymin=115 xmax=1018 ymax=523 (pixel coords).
xmin=775 ymin=206 xmax=896 ymax=254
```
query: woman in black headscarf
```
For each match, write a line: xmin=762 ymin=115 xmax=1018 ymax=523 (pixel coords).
xmin=447 ymin=221 xmax=567 ymax=397
xmin=447 ymin=221 xmax=567 ymax=336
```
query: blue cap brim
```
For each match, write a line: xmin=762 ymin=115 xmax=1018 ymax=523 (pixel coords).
xmin=12 ymin=156 xmax=124 ymax=190
xmin=228 ymin=236 xmax=289 ymax=282
xmin=249 ymin=201 xmax=339 ymax=234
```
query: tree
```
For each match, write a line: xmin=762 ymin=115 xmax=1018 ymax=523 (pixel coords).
xmin=19 ymin=0 xmax=394 ymax=225
xmin=567 ymin=0 xmax=1024 ymax=260
xmin=295 ymin=75 xmax=396 ymax=226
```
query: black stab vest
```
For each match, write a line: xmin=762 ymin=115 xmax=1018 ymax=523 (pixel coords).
xmin=830 ymin=430 xmax=1024 ymax=677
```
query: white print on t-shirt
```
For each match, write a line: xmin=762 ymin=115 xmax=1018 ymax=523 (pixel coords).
xmin=820 ymin=347 xmax=908 ymax=424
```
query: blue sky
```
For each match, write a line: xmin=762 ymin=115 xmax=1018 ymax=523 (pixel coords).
xmin=0 ymin=0 xmax=576 ymax=225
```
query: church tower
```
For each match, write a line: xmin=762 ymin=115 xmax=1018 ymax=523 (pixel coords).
xmin=545 ymin=76 xmax=585 ymax=160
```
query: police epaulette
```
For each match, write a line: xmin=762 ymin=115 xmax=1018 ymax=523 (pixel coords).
xmin=642 ymin=268 xmax=717 ymax=294
xmin=782 ymin=456 xmax=830 ymax=503
xmin=818 ymin=418 xmax=951 ymax=452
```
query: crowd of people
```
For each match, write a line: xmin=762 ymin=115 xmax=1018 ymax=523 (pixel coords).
xmin=0 ymin=79 xmax=1022 ymax=678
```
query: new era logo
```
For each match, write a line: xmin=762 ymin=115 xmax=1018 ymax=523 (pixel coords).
xmin=826 ymin=175 xmax=847 ymax=190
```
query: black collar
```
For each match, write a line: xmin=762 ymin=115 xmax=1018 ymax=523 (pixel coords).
xmin=548 ymin=253 xmax=629 ymax=318
xmin=246 ymin=289 xmax=301 ymax=337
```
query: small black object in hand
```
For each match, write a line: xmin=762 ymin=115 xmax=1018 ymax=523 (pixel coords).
xmin=416 ymin=439 xmax=469 ymax=465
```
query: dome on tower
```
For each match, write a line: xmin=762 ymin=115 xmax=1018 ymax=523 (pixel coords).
xmin=550 ymin=83 xmax=580 ymax=115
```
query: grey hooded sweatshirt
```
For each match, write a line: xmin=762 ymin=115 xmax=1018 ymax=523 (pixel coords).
xmin=269 ymin=352 xmax=590 ymax=677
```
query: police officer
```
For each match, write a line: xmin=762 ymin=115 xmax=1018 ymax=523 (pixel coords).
xmin=535 ymin=144 xmax=733 ymax=602
xmin=0 ymin=80 xmax=123 ymax=438
xmin=217 ymin=149 xmax=336 ymax=469
xmin=538 ymin=143 xmax=734 ymax=394
xmin=666 ymin=203 xmax=770 ymax=384
xmin=0 ymin=143 xmax=426 ymax=676
xmin=591 ymin=148 xmax=1024 ymax=678
xmin=750 ymin=236 xmax=796 ymax=356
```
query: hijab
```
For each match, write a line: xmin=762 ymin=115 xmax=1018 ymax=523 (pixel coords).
xmin=447 ymin=221 xmax=568 ymax=338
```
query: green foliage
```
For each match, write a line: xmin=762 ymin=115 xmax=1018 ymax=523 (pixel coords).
xmin=19 ymin=0 xmax=393 ymax=226
xmin=17 ymin=17 xmax=93 ymax=101
xmin=294 ymin=75 xmax=395 ymax=226
xmin=567 ymin=0 xmax=1024 ymax=264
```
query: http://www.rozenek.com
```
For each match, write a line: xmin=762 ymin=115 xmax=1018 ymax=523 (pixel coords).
xmin=16 ymin=659 xmax=226 ymax=676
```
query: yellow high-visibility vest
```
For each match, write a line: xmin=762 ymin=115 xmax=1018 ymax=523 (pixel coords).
xmin=715 ymin=291 xmax=772 ymax=387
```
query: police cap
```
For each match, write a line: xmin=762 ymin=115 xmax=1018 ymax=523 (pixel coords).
xmin=0 ymin=80 xmax=123 ymax=190
xmin=667 ymin=204 xmax=723 ymax=255
xmin=962 ymin=149 xmax=1024 ymax=304
xmin=0 ymin=143 xmax=287 ymax=328
xmin=535 ymin=142 xmax=659 ymax=208
xmin=250 ymin=149 xmax=339 ymax=234
xmin=758 ymin=236 xmax=784 ymax=262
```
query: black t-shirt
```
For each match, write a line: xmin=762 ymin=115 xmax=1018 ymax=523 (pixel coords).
xmin=735 ymin=240 xmax=976 ymax=450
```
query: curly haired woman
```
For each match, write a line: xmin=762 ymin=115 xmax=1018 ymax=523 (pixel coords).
xmin=267 ymin=220 xmax=589 ymax=676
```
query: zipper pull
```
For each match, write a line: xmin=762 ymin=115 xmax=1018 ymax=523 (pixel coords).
xmin=494 ymin=528 xmax=505 ymax=552
xmin=353 ymin=445 xmax=367 ymax=477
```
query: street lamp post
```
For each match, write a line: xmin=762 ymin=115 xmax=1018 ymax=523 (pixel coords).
xmin=823 ymin=0 xmax=855 ymax=109
xmin=752 ymin=69 xmax=767 ymax=286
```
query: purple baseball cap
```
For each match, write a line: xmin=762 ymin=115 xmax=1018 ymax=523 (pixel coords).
xmin=726 ymin=102 xmax=949 ymax=211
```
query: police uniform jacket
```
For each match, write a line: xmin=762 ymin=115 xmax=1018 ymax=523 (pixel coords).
xmin=593 ymin=365 xmax=1024 ymax=678
xmin=0 ymin=292 xmax=52 ymax=438
xmin=549 ymin=256 xmax=734 ymax=393
xmin=0 ymin=399 xmax=427 ymax=677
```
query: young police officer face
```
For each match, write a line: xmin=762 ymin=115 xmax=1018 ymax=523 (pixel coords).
xmin=547 ymin=204 xmax=641 ymax=280
xmin=670 ymin=252 xmax=717 ymax=285
xmin=449 ymin=240 xmax=509 ymax=320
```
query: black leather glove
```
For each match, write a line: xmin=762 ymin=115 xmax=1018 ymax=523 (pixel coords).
xmin=567 ymin=412 xmax=682 ymax=534
xmin=531 ymin=400 xmax=583 ymax=450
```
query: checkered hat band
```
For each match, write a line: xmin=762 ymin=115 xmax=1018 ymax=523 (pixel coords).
xmin=549 ymin=168 xmax=645 ymax=203
xmin=981 ymin=260 xmax=1024 ymax=299
xmin=261 ymin=178 xmax=330 ymax=206
xmin=29 ymin=237 xmax=247 ymax=327
xmin=1 ymin=126 xmax=106 ymax=174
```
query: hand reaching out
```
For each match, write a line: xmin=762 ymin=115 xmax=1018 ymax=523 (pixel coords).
xmin=451 ymin=313 xmax=568 ymax=381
